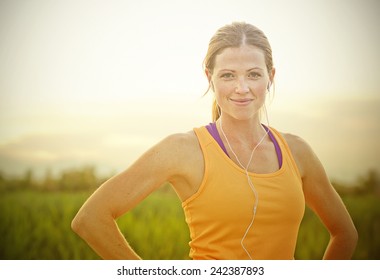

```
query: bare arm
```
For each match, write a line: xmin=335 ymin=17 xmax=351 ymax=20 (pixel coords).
xmin=286 ymin=134 xmax=358 ymax=259
xmin=71 ymin=132 xmax=200 ymax=259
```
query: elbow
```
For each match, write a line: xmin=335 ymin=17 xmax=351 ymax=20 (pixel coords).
xmin=344 ymin=221 xmax=359 ymax=248
xmin=71 ymin=210 xmax=90 ymax=238
xmin=329 ymin=223 xmax=359 ymax=258
xmin=350 ymin=225 xmax=359 ymax=247
xmin=71 ymin=212 xmax=83 ymax=236
xmin=71 ymin=206 xmax=116 ymax=239
xmin=342 ymin=223 xmax=359 ymax=250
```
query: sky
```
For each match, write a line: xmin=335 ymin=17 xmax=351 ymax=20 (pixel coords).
xmin=0 ymin=0 xmax=379 ymax=183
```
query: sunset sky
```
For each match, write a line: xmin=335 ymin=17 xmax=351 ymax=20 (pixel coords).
xmin=0 ymin=0 xmax=379 ymax=183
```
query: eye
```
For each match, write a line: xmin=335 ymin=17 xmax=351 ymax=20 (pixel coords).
xmin=220 ymin=73 xmax=234 ymax=79
xmin=248 ymin=72 xmax=261 ymax=79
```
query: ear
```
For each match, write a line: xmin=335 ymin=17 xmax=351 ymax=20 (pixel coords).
xmin=205 ymin=68 xmax=212 ymax=83
xmin=269 ymin=67 xmax=276 ymax=85
xmin=205 ymin=68 xmax=215 ymax=92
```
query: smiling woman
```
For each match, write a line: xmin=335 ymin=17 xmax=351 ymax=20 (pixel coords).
xmin=72 ymin=22 xmax=358 ymax=260
xmin=204 ymin=23 xmax=274 ymax=122
xmin=207 ymin=45 xmax=274 ymax=122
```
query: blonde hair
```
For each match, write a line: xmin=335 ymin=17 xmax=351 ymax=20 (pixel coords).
xmin=203 ymin=22 xmax=274 ymax=121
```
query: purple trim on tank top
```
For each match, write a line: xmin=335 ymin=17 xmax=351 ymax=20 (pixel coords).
xmin=205 ymin=122 xmax=283 ymax=167
xmin=206 ymin=122 xmax=229 ymax=155
xmin=262 ymin=124 xmax=283 ymax=167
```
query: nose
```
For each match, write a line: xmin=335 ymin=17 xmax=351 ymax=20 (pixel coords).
xmin=235 ymin=78 xmax=249 ymax=94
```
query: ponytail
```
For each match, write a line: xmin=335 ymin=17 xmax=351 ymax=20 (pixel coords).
xmin=212 ymin=99 xmax=221 ymax=122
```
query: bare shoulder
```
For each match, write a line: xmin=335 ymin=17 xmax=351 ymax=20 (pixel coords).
xmin=282 ymin=132 xmax=312 ymax=154
xmin=140 ymin=130 xmax=202 ymax=177
xmin=162 ymin=130 xmax=200 ymax=148
xmin=280 ymin=132 xmax=318 ymax=178
xmin=158 ymin=130 xmax=201 ymax=161
xmin=159 ymin=130 xmax=203 ymax=201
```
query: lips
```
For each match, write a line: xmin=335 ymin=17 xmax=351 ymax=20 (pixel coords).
xmin=229 ymin=98 xmax=254 ymax=106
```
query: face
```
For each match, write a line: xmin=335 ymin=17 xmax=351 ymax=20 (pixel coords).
xmin=207 ymin=45 xmax=275 ymax=121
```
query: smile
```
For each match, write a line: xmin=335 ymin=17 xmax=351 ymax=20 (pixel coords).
xmin=229 ymin=98 xmax=254 ymax=106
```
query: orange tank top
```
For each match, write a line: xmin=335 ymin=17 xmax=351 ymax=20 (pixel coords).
xmin=182 ymin=126 xmax=305 ymax=260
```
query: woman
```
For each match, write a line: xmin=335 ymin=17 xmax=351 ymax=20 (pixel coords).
xmin=72 ymin=22 xmax=358 ymax=260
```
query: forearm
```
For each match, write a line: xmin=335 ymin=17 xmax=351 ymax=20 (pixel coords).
xmin=72 ymin=212 xmax=141 ymax=260
xmin=323 ymin=231 xmax=358 ymax=260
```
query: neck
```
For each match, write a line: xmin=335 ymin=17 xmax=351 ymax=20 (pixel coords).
xmin=217 ymin=113 xmax=270 ymax=171
xmin=217 ymin=114 xmax=267 ymax=146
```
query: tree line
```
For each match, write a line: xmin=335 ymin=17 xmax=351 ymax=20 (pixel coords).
xmin=0 ymin=165 xmax=379 ymax=195
xmin=0 ymin=166 xmax=107 ymax=192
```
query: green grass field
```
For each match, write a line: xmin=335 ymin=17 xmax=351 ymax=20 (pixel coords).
xmin=0 ymin=188 xmax=379 ymax=260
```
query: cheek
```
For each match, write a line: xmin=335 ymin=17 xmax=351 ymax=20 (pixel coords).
xmin=213 ymin=88 xmax=228 ymax=107
xmin=213 ymin=81 xmax=233 ymax=96
xmin=256 ymin=83 xmax=268 ymax=94
xmin=250 ymin=80 xmax=269 ymax=94
xmin=213 ymin=90 xmax=224 ymax=105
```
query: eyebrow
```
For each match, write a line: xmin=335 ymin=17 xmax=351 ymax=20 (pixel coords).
xmin=217 ymin=67 xmax=264 ymax=73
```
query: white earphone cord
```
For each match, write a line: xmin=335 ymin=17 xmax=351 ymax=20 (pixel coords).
xmin=219 ymin=104 xmax=270 ymax=260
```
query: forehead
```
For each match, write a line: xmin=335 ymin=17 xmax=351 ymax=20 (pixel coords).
xmin=214 ymin=45 xmax=266 ymax=71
